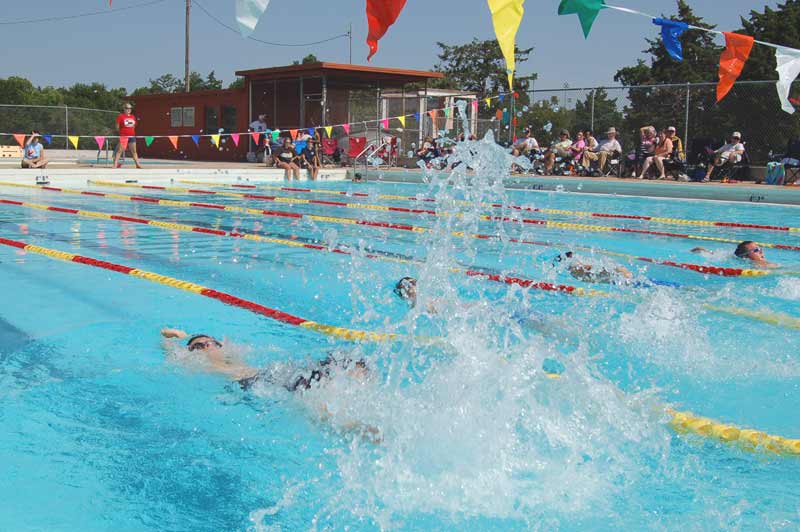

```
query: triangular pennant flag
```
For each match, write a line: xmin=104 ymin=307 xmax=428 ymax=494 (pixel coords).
xmin=775 ymin=46 xmax=800 ymax=114
xmin=94 ymin=136 xmax=106 ymax=150
xmin=109 ymin=0 xmax=112 ymax=6
xmin=484 ymin=97 xmax=492 ymax=107
xmin=308 ymin=127 xmax=315 ymax=137
xmin=191 ymin=135 xmax=200 ymax=146
xmin=118 ymin=136 xmax=128 ymax=151
xmin=289 ymin=129 xmax=298 ymax=140
xmin=324 ymin=126 xmax=333 ymax=137
xmin=42 ymin=135 xmax=51 ymax=144
xmin=231 ymin=133 xmax=241 ymax=146
xmin=398 ymin=116 xmax=406 ymax=127
xmin=250 ymin=132 xmax=261 ymax=144
xmin=366 ymin=0 xmax=408 ymax=61
xmin=13 ymin=134 xmax=25 ymax=147
xmin=558 ymin=0 xmax=606 ymax=38
xmin=68 ymin=136 xmax=80 ymax=149
xmin=145 ymin=136 xmax=155 ymax=147
xmin=428 ymin=109 xmax=438 ymax=120
xmin=271 ymin=130 xmax=280 ymax=141
xmin=381 ymin=118 xmax=389 ymax=129
xmin=499 ymin=94 xmax=505 ymax=103
xmin=211 ymin=134 xmax=221 ymax=147
xmin=653 ymin=18 xmax=689 ymax=62
xmin=472 ymin=100 xmax=479 ymax=111
xmin=342 ymin=123 xmax=351 ymax=135
xmin=487 ymin=0 xmax=526 ymax=90
xmin=717 ymin=32 xmax=754 ymax=103
xmin=444 ymin=107 xmax=451 ymax=118
xmin=168 ymin=136 xmax=179 ymax=149
xmin=414 ymin=112 xmax=420 ymax=121
xmin=235 ymin=0 xmax=270 ymax=38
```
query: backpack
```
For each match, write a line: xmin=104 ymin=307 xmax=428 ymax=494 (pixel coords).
xmin=765 ymin=162 xmax=785 ymax=185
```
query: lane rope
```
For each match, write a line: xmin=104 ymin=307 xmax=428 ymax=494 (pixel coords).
xmin=0 ymin=182 xmax=783 ymax=279
xmin=89 ymin=180 xmax=800 ymax=254
xmin=175 ymin=179 xmax=800 ymax=235
xmin=0 ymin=235 xmax=396 ymax=343
xmin=0 ymin=196 xmax=606 ymax=298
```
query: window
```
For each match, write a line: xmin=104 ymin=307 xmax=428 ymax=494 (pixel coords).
xmin=182 ymin=107 xmax=195 ymax=127
xmin=204 ymin=106 xmax=218 ymax=131
xmin=221 ymin=105 xmax=237 ymax=132
xmin=170 ymin=107 xmax=183 ymax=127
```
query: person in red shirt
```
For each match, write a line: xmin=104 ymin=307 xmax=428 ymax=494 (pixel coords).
xmin=113 ymin=102 xmax=142 ymax=169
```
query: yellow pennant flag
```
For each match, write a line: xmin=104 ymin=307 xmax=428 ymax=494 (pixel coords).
xmin=324 ymin=126 xmax=333 ymax=137
xmin=211 ymin=134 xmax=220 ymax=147
xmin=485 ymin=97 xmax=492 ymax=107
xmin=487 ymin=0 xmax=525 ymax=91
xmin=398 ymin=116 xmax=406 ymax=127
xmin=68 ymin=136 xmax=80 ymax=149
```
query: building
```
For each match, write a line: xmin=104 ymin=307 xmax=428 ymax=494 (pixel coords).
xmin=131 ymin=62 xmax=447 ymax=162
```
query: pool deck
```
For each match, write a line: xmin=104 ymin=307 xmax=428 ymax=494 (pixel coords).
xmin=0 ymin=151 xmax=798 ymax=205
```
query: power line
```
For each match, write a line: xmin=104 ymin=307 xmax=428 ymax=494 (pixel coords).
xmin=193 ymin=0 xmax=349 ymax=47
xmin=0 ymin=0 xmax=168 ymax=25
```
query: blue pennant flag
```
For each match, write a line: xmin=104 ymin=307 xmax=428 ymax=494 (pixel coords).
xmin=308 ymin=127 xmax=315 ymax=138
xmin=191 ymin=135 xmax=200 ymax=146
xmin=42 ymin=135 xmax=52 ymax=144
xmin=499 ymin=94 xmax=505 ymax=103
xmin=413 ymin=112 xmax=420 ymax=121
xmin=653 ymin=18 xmax=689 ymax=62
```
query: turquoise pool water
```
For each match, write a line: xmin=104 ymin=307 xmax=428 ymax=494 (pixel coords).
xmin=1 ymin=161 xmax=799 ymax=530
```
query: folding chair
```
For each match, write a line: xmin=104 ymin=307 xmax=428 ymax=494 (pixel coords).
xmin=320 ymin=138 xmax=340 ymax=166
xmin=375 ymin=136 xmax=398 ymax=167
xmin=771 ymin=138 xmax=800 ymax=184
xmin=346 ymin=137 xmax=368 ymax=165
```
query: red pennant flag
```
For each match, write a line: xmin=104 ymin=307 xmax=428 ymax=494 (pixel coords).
xmin=289 ymin=129 xmax=298 ymax=140
xmin=119 ymin=136 xmax=129 ymax=151
xmin=13 ymin=134 xmax=25 ymax=147
xmin=717 ymin=32 xmax=754 ymax=103
xmin=250 ymin=132 xmax=261 ymax=144
xmin=168 ymin=136 xmax=179 ymax=150
xmin=366 ymin=0 xmax=407 ymax=61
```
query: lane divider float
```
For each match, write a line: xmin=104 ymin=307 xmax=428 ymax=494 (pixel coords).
xmin=175 ymin=179 xmax=800 ymax=235
xmin=0 ymin=182 xmax=781 ymax=279
xmin=0 ymin=197 xmax=606 ymax=298
xmin=0 ymin=235 xmax=396 ymax=343
xmin=88 ymin=180 xmax=800 ymax=253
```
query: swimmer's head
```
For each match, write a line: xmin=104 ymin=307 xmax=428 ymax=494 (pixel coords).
xmin=734 ymin=241 xmax=764 ymax=261
xmin=551 ymin=251 xmax=574 ymax=267
xmin=186 ymin=334 xmax=222 ymax=353
xmin=393 ymin=277 xmax=417 ymax=302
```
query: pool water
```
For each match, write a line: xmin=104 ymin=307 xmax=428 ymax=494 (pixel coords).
xmin=1 ymin=140 xmax=799 ymax=531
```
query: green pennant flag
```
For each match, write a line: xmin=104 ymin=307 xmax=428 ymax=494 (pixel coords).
xmin=558 ymin=0 xmax=606 ymax=38
xmin=145 ymin=136 xmax=155 ymax=147
xmin=271 ymin=130 xmax=280 ymax=141
xmin=444 ymin=107 xmax=451 ymax=118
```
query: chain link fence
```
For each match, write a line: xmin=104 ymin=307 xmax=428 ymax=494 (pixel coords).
xmin=0 ymin=104 xmax=118 ymax=149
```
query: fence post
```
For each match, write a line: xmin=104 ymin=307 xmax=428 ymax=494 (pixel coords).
xmin=64 ymin=105 xmax=69 ymax=149
xmin=684 ymin=82 xmax=690 ymax=155
xmin=590 ymin=89 xmax=595 ymax=131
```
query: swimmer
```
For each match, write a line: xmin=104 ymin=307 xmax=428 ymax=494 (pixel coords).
xmin=552 ymin=251 xmax=633 ymax=284
xmin=691 ymin=240 xmax=777 ymax=268
xmin=393 ymin=276 xmax=417 ymax=306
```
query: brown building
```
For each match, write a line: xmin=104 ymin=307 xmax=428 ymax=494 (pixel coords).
xmin=131 ymin=62 xmax=443 ymax=161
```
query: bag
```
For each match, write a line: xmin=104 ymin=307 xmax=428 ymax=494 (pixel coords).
xmin=765 ymin=162 xmax=785 ymax=185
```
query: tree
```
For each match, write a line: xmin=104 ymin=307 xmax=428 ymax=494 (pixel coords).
xmin=292 ymin=53 xmax=319 ymax=65
xmin=131 ymin=71 xmax=224 ymax=95
xmin=574 ymin=88 xmax=624 ymax=135
xmin=433 ymin=38 xmax=535 ymax=95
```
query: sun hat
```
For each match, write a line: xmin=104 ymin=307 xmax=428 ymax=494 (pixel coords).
xmin=606 ymin=127 xmax=617 ymax=134
xmin=667 ymin=126 xmax=676 ymax=132
xmin=732 ymin=131 xmax=742 ymax=138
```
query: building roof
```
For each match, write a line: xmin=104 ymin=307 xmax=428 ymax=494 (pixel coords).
xmin=235 ymin=62 xmax=444 ymax=85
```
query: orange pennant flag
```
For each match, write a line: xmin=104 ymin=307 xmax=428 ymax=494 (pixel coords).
xmin=168 ymin=136 xmax=179 ymax=150
xmin=428 ymin=109 xmax=438 ymax=120
xmin=717 ymin=32 xmax=754 ymax=103
xmin=289 ymin=129 xmax=299 ymax=140
xmin=13 ymin=134 xmax=25 ymax=147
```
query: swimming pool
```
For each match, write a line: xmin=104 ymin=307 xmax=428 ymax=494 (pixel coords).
xmin=1 ymin=141 xmax=799 ymax=531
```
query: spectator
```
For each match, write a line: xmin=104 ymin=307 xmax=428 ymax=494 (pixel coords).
xmin=544 ymin=129 xmax=572 ymax=175
xmin=665 ymin=126 xmax=685 ymax=161
xmin=274 ymin=137 xmax=300 ymax=180
xmin=249 ymin=114 xmax=268 ymax=133
xmin=249 ymin=114 xmax=270 ymax=163
xmin=639 ymin=129 xmax=673 ymax=179
xmin=570 ymin=131 xmax=587 ymax=162
xmin=584 ymin=129 xmax=598 ymax=151
xmin=417 ymin=136 xmax=438 ymax=165
xmin=516 ymin=128 xmax=539 ymax=155
xmin=301 ymin=139 xmax=320 ymax=180
xmin=112 ymin=102 xmax=142 ymax=169
xmin=581 ymin=127 xmax=621 ymax=173
xmin=20 ymin=131 xmax=48 ymax=169
xmin=704 ymin=131 xmax=745 ymax=182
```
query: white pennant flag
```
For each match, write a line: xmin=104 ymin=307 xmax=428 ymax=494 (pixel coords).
xmin=236 ymin=0 xmax=270 ymax=38
xmin=775 ymin=46 xmax=800 ymax=114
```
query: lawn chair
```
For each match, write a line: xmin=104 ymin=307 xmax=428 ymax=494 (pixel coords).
xmin=375 ymin=136 xmax=398 ymax=167
xmin=320 ymin=138 xmax=340 ymax=166
xmin=346 ymin=136 xmax=368 ymax=165
xmin=770 ymin=138 xmax=800 ymax=184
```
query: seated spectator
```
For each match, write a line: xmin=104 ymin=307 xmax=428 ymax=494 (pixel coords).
xmin=544 ymin=129 xmax=572 ymax=174
xmin=301 ymin=140 xmax=320 ymax=180
xmin=639 ymin=129 xmax=673 ymax=179
xmin=570 ymin=131 xmax=587 ymax=162
xmin=582 ymin=127 xmax=621 ymax=173
xmin=629 ymin=125 xmax=656 ymax=176
xmin=274 ymin=137 xmax=300 ymax=180
xmin=417 ymin=136 xmax=439 ymax=164
xmin=663 ymin=126 xmax=688 ymax=180
xmin=704 ymin=132 xmax=745 ymax=182
xmin=665 ymin=126 xmax=685 ymax=161
xmin=584 ymin=129 xmax=598 ymax=152
xmin=21 ymin=131 xmax=48 ymax=169
xmin=516 ymin=128 xmax=540 ymax=156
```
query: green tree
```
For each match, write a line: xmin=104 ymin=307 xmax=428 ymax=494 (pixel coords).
xmin=131 ymin=71 xmax=224 ymax=95
xmin=292 ymin=53 xmax=319 ymax=65
xmin=433 ymin=38 xmax=535 ymax=95
xmin=574 ymin=88 xmax=624 ymax=136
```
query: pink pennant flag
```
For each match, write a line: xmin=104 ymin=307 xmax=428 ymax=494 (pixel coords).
xmin=109 ymin=0 xmax=112 ymax=6
xmin=250 ymin=132 xmax=261 ymax=144
xmin=94 ymin=136 xmax=106 ymax=150
xmin=342 ymin=123 xmax=351 ymax=135
xmin=231 ymin=133 xmax=241 ymax=146
xmin=119 ymin=136 xmax=129 ymax=151
xmin=168 ymin=136 xmax=179 ymax=150
xmin=381 ymin=118 xmax=389 ymax=129
xmin=13 ymin=134 xmax=25 ymax=147
xmin=471 ymin=100 xmax=479 ymax=111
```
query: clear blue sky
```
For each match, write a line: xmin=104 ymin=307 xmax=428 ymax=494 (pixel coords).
xmin=0 ymin=0 xmax=782 ymax=94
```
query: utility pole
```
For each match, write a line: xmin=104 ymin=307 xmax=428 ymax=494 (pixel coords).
xmin=348 ymin=22 xmax=353 ymax=64
xmin=185 ymin=0 xmax=191 ymax=92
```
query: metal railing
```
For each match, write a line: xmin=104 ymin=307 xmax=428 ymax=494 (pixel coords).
xmin=0 ymin=103 xmax=118 ymax=150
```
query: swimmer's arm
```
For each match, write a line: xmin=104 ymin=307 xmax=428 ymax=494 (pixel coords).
xmin=690 ymin=247 xmax=711 ymax=254
xmin=204 ymin=351 xmax=258 ymax=380
xmin=161 ymin=328 xmax=188 ymax=339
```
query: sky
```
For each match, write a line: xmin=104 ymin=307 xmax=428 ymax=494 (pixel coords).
xmin=0 ymin=0 xmax=783 ymax=94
